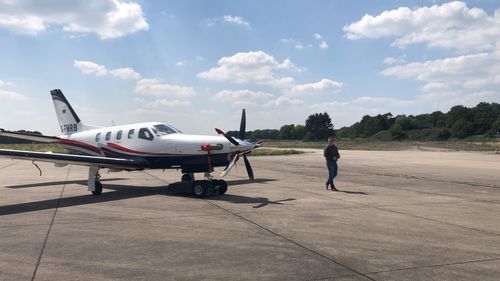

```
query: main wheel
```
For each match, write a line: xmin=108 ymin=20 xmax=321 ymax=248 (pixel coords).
xmin=217 ymin=180 xmax=228 ymax=195
xmin=92 ymin=181 xmax=103 ymax=195
xmin=192 ymin=181 xmax=208 ymax=198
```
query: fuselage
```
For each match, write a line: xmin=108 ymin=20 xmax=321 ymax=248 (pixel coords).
xmin=57 ymin=122 xmax=233 ymax=171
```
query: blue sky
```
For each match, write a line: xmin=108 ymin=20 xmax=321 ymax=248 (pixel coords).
xmin=0 ymin=0 xmax=499 ymax=135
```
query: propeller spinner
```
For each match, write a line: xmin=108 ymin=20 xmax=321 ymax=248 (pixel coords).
xmin=215 ymin=109 xmax=259 ymax=180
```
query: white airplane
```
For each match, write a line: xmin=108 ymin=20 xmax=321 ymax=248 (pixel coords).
xmin=0 ymin=89 xmax=262 ymax=197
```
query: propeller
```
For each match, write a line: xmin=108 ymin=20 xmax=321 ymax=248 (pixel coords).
xmin=239 ymin=109 xmax=246 ymax=140
xmin=243 ymin=154 xmax=254 ymax=180
xmin=215 ymin=128 xmax=239 ymax=146
xmin=216 ymin=108 xmax=258 ymax=180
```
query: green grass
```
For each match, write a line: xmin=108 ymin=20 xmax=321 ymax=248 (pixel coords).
xmin=263 ymin=139 xmax=500 ymax=152
xmin=248 ymin=148 xmax=305 ymax=156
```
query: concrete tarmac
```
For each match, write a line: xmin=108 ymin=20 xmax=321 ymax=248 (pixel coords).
xmin=0 ymin=149 xmax=499 ymax=281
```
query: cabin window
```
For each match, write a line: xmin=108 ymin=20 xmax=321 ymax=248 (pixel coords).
xmin=95 ymin=132 xmax=101 ymax=142
xmin=138 ymin=128 xmax=154 ymax=141
xmin=128 ymin=129 xmax=135 ymax=139
xmin=105 ymin=131 xmax=112 ymax=141
xmin=116 ymin=130 xmax=123 ymax=140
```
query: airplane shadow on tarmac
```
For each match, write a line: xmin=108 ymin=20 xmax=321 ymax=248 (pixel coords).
xmin=1 ymin=178 xmax=291 ymax=216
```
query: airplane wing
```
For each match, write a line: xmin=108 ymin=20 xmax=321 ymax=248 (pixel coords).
xmin=0 ymin=130 xmax=60 ymax=143
xmin=0 ymin=149 xmax=149 ymax=170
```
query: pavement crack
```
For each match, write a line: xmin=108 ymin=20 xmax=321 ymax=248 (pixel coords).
xmin=204 ymin=199 xmax=377 ymax=281
xmin=30 ymin=166 xmax=71 ymax=281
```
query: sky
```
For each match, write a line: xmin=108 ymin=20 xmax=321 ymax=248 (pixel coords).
xmin=0 ymin=0 xmax=499 ymax=136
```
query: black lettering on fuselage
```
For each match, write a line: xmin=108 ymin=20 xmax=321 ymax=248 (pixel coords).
xmin=62 ymin=123 xmax=78 ymax=133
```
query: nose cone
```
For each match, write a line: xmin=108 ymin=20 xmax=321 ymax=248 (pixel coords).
xmin=229 ymin=138 xmax=255 ymax=153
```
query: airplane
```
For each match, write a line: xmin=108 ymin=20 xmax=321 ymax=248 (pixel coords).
xmin=0 ymin=89 xmax=262 ymax=197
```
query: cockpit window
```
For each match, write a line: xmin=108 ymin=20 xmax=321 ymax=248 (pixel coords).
xmin=151 ymin=124 xmax=179 ymax=136
xmin=138 ymin=128 xmax=154 ymax=141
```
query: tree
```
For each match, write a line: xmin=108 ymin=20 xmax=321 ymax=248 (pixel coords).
xmin=451 ymin=119 xmax=474 ymax=139
xmin=279 ymin=124 xmax=295 ymax=140
xmin=304 ymin=112 xmax=334 ymax=140
xmin=393 ymin=115 xmax=415 ymax=131
xmin=292 ymin=125 xmax=306 ymax=140
xmin=447 ymin=105 xmax=471 ymax=128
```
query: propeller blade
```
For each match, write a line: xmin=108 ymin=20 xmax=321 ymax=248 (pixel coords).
xmin=243 ymin=154 xmax=254 ymax=180
xmin=239 ymin=109 xmax=246 ymax=140
xmin=221 ymin=154 xmax=239 ymax=177
xmin=215 ymin=128 xmax=239 ymax=146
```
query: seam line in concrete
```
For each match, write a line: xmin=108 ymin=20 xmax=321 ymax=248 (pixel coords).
xmin=205 ymin=199 xmax=377 ymax=281
xmin=30 ymin=166 xmax=71 ymax=281
xmin=375 ymin=206 xmax=500 ymax=237
xmin=344 ymin=169 xmax=500 ymax=189
xmin=365 ymin=256 xmax=500 ymax=276
xmin=292 ymin=179 xmax=500 ymax=237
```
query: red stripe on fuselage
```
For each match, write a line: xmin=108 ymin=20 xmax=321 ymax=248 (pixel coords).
xmin=58 ymin=139 xmax=101 ymax=153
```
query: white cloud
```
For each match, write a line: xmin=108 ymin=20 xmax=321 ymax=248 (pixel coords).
xmin=382 ymin=56 xmax=407 ymax=65
xmin=343 ymin=1 xmax=500 ymax=52
xmin=223 ymin=15 xmax=250 ymax=27
xmin=265 ymin=96 xmax=303 ymax=107
xmin=110 ymin=67 xmax=141 ymax=80
xmin=290 ymin=79 xmax=343 ymax=96
xmin=314 ymin=33 xmax=323 ymax=40
xmin=135 ymin=79 xmax=196 ymax=97
xmin=73 ymin=60 xmax=107 ymax=76
xmin=140 ymin=99 xmax=191 ymax=108
xmin=197 ymin=51 xmax=297 ymax=88
xmin=212 ymin=89 xmax=273 ymax=107
xmin=0 ymin=90 xmax=27 ymax=101
xmin=0 ymin=80 xmax=12 ymax=86
xmin=381 ymin=49 xmax=500 ymax=89
xmin=319 ymin=41 xmax=329 ymax=49
xmin=281 ymin=38 xmax=305 ymax=49
xmin=207 ymin=15 xmax=250 ymax=28
xmin=175 ymin=61 xmax=185 ymax=67
xmin=0 ymin=0 xmax=148 ymax=39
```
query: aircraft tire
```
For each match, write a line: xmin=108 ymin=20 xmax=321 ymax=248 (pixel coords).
xmin=92 ymin=181 xmax=103 ymax=195
xmin=192 ymin=180 xmax=208 ymax=198
xmin=217 ymin=180 xmax=228 ymax=195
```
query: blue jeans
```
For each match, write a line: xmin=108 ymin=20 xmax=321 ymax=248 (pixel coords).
xmin=326 ymin=160 xmax=338 ymax=186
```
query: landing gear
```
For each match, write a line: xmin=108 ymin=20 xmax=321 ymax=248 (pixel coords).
xmin=175 ymin=172 xmax=228 ymax=197
xmin=92 ymin=181 xmax=103 ymax=195
xmin=88 ymin=166 xmax=102 ymax=196
xmin=191 ymin=179 xmax=227 ymax=197
xmin=192 ymin=180 xmax=208 ymax=198
xmin=213 ymin=180 xmax=228 ymax=195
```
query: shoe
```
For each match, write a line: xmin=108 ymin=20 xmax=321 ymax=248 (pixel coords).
xmin=325 ymin=183 xmax=329 ymax=190
xmin=331 ymin=184 xmax=338 ymax=191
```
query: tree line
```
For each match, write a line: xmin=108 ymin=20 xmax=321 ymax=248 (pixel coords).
xmin=336 ymin=102 xmax=500 ymax=140
xmin=229 ymin=102 xmax=500 ymax=141
xmin=227 ymin=112 xmax=334 ymax=141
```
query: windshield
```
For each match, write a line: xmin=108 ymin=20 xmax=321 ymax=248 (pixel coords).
xmin=151 ymin=124 xmax=180 ymax=136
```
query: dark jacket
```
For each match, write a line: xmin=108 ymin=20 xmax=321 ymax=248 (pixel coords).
xmin=324 ymin=144 xmax=340 ymax=161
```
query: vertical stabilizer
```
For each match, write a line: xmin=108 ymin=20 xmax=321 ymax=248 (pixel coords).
xmin=50 ymin=89 xmax=85 ymax=134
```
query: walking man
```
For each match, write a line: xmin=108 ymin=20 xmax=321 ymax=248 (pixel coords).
xmin=324 ymin=136 xmax=340 ymax=191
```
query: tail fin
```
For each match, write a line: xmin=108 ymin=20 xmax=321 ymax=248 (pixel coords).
xmin=50 ymin=89 xmax=85 ymax=134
